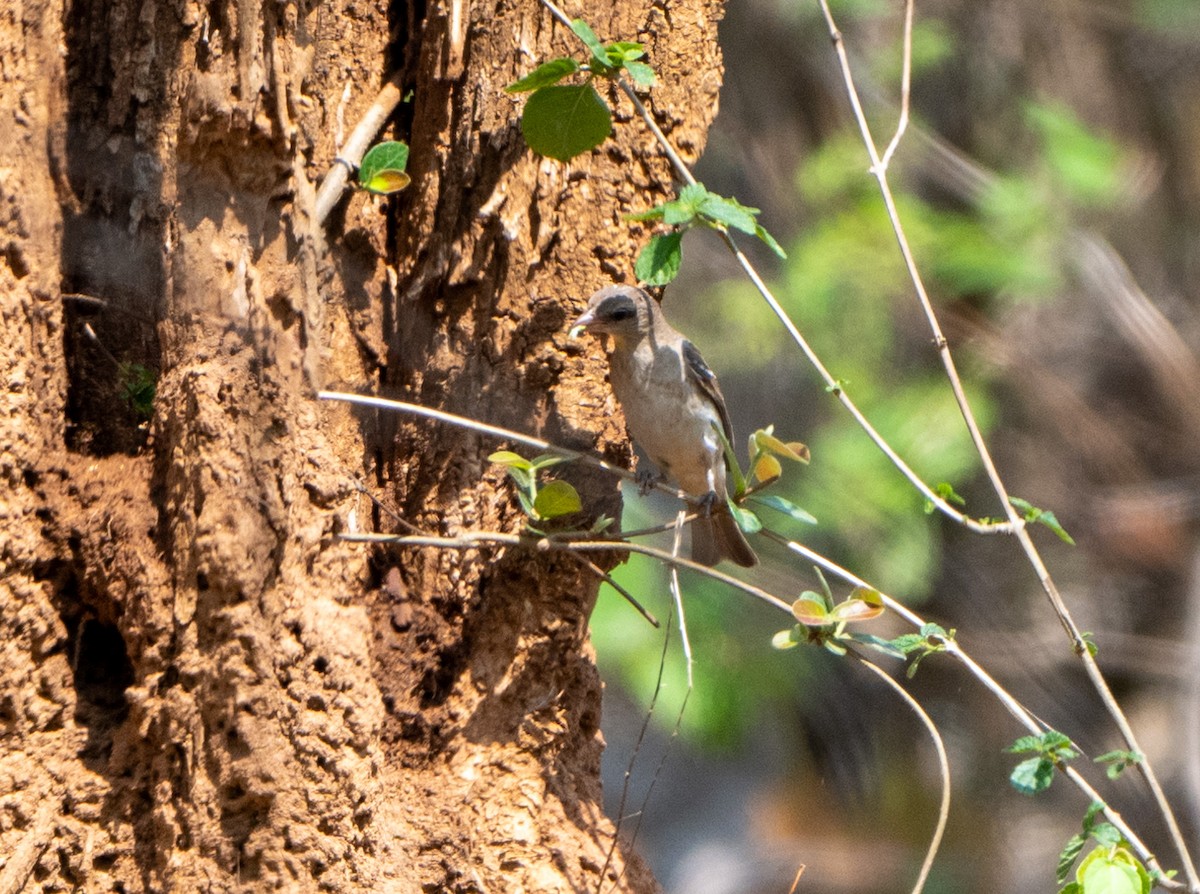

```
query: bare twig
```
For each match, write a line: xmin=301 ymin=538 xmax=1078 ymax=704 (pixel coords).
xmin=853 ymin=656 xmax=949 ymax=894
xmin=318 ymin=390 xmax=690 ymax=503
xmin=573 ymin=553 xmax=660 ymax=627
xmin=314 ymin=71 xmax=405 ymax=225
xmin=878 ymin=0 xmax=914 ymax=169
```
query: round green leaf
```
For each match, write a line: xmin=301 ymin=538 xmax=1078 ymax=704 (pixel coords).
xmin=1078 ymin=847 xmax=1147 ymax=894
xmin=533 ymin=480 xmax=582 ymax=520
xmin=489 ymin=450 xmax=531 ymax=470
xmin=520 ymin=84 xmax=612 ymax=162
xmin=634 ymin=231 xmax=683 ymax=285
xmin=358 ymin=141 xmax=410 ymax=193
xmin=792 ymin=595 xmax=831 ymax=627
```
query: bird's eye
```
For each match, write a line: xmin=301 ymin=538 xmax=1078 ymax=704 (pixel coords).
xmin=608 ymin=307 xmax=635 ymax=322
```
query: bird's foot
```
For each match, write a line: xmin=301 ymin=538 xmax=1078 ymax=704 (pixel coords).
xmin=697 ymin=491 xmax=720 ymax=516
xmin=635 ymin=468 xmax=662 ymax=496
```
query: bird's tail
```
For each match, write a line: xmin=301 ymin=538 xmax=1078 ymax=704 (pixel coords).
xmin=691 ymin=501 xmax=758 ymax=568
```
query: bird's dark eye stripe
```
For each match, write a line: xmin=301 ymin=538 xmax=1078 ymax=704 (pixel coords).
xmin=598 ymin=295 xmax=639 ymax=322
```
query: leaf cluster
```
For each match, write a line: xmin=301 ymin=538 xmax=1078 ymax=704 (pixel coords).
xmin=505 ymin=19 xmax=655 ymax=162
xmin=1057 ymin=803 xmax=1153 ymax=894
xmin=118 ymin=362 xmax=156 ymax=420
xmin=772 ymin=568 xmax=888 ymax=657
xmin=489 ymin=451 xmax=611 ymax=534
xmin=628 ymin=183 xmax=786 ymax=285
xmin=1005 ymin=730 xmax=1078 ymax=795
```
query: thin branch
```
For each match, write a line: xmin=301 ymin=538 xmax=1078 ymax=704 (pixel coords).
xmin=878 ymin=0 xmax=914 ymax=169
xmin=815 ymin=2 xmax=1199 ymax=884
xmin=318 ymin=390 xmax=690 ymax=503
xmin=669 ymin=508 xmax=693 ymax=688
xmin=853 ymin=656 xmax=949 ymax=894
xmin=572 ymin=553 xmax=660 ymax=627
xmin=314 ymin=71 xmax=405 ymax=225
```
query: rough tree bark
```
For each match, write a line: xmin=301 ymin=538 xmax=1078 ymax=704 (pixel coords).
xmin=0 ymin=0 xmax=724 ymax=890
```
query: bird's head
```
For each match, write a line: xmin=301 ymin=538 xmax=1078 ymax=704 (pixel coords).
xmin=570 ymin=285 xmax=656 ymax=343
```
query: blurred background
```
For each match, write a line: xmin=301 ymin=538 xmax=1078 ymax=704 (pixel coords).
xmin=587 ymin=0 xmax=1200 ymax=891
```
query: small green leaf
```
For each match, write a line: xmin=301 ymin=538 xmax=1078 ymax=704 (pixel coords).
xmin=634 ymin=231 xmax=684 ymax=285
xmin=827 ymin=588 xmax=885 ymax=623
xmin=1038 ymin=509 xmax=1076 ymax=545
xmin=792 ymin=594 xmax=831 ymax=627
xmin=749 ymin=494 xmax=817 ymax=525
xmin=359 ymin=141 xmax=410 ymax=194
xmin=521 ymin=84 xmax=612 ymax=161
xmin=623 ymin=60 xmax=656 ymax=88
xmin=506 ymin=57 xmax=581 ymax=93
xmin=570 ymin=18 xmax=610 ymax=69
xmin=1010 ymin=756 xmax=1055 ymax=795
xmin=529 ymin=453 xmax=570 ymax=471
xmin=698 ymin=192 xmax=759 ymax=234
xmin=507 ymin=465 xmax=533 ymax=492
xmin=1006 ymin=735 xmax=1043 ymax=754
xmin=752 ymin=429 xmax=810 ymax=463
xmin=1095 ymin=749 xmax=1142 ymax=780
xmin=591 ymin=515 xmax=615 ymax=533
xmin=772 ymin=627 xmax=802 ymax=650
xmin=730 ymin=503 xmax=761 ymax=534
xmin=1058 ymin=833 xmax=1088 ymax=884
xmin=606 ymin=40 xmax=645 ymax=62
xmin=515 ymin=489 xmax=535 ymax=518
xmin=1091 ymin=823 xmax=1122 ymax=849
xmin=845 ymin=632 xmax=906 ymax=659
xmin=1077 ymin=846 xmax=1149 ymax=894
xmin=533 ymin=480 xmax=582 ymax=520
xmin=754 ymin=223 xmax=787 ymax=259
xmin=665 ymin=184 xmax=709 ymax=225
xmin=489 ymin=450 xmax=532 ymax=470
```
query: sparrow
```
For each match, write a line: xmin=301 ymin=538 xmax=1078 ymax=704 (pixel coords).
xmin=571 ymin=285 xmax=758 ymax=568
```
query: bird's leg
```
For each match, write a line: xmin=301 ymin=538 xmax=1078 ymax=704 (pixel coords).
xmin=697 ymin=490 xmax=719 ymax=516
xmin=635 ymin=466 xmax=663 ymax=496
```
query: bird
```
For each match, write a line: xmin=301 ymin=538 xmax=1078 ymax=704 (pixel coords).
xmin=571 ymin=285 xmax=758 ymax=568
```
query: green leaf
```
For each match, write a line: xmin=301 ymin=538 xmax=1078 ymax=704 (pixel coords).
xmin=1091 ymin=824 xmax=1122 ymax=849
xmin=533 ymin=480 xmax=582 ymax=520
xmin=730 ymin=503 xmax=762 ymax=534
xmin=755 ymin=224 xmax=787 ymax=258
xmin=752 ymin=428 xmax=810 ymax=463
xmin=515 ymin=489 xmax=535 ymax=518
xmin=845 ymin=632 xmax=906 ymax=659
xmin=666 ymin=183 xmax=709 ymax=225
xmin=623 ymin=60 xmax=656 ymax=88
xmin=792 ymin=594 xmax=831 ymax=627
xmin=772 ymin=627 xmax=802 ymax=650
xmin=505 ymin=57 xmax=581 ymax=93
xmin=606 ymin=40 xmax=645 ymax=62
xmin=489 ymin=450 xmax=532 ymax=470
xmin=529 ymin=453 xmax=570 ymax=471
xmin=1006 ymin=735 xmax=1043 ymax=754
xmin=1010 ymin=756 xmax=1055 ymax=795
xmin=698 ymin=192 xmax=760 ymax=234
xmin=570 ymin=18 xmax=610 ymax=69
xmin=1038 ymin=509 xmax=1076 ymax=545
xmin=1059 ymin=833 xmax=1088 ymax=884
xmin=749 ymin=494 xmax=818 ymax=525
xmin=1077 ymin=846 xmax=1149 ymax=894
xmin=358 ymin=141 xmax=411 ymax=195
xmin=1095 ymin=749 xmax=1142 ymax=780
xmin=507 ymin=465 xmax=533 ymax=492
xmin=521 ymin=84 xmax=612 ymax=161
xmin=635 ymin=231 xmax=684 ymax=285
xmin=828 ymin=592 xmax=885 ymax=624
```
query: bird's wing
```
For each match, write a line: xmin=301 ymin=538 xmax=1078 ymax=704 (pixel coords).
xmin=682 ymin=339 xmax=735 ymax=447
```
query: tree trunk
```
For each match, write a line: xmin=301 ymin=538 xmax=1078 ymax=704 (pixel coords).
xmin=0 ymin=0 xmax=724 ymax=890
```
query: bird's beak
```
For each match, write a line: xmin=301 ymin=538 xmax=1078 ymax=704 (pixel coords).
xmin=569 ymin=307 xmax=597 ymax=339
